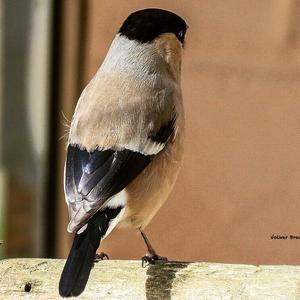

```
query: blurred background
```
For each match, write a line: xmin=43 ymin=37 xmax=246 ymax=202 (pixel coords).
xmin=1 ymin=0 xmax=300 ymax=265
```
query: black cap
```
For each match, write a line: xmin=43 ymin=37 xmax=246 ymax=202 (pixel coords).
xmin=119 ymin=8 xmax=187 ymax=44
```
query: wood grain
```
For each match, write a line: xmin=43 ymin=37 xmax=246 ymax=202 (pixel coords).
xmin=1 ymin=259 xmax=300 ymax=299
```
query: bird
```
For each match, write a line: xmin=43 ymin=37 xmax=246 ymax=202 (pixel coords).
xmin=59 ymin=8 xmax=187 ymax=297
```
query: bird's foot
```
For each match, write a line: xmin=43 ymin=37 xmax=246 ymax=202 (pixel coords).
xmin=94 ymin=252 xmax=109 ymax=262
xmin=141 ymin=252 xmax=168 ymax=267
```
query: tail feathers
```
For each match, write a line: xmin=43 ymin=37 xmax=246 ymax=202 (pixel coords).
xmin=59 ymin=217 xmax=100 ymax=297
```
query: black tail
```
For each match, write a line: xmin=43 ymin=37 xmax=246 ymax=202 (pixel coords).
xmin=58 ymin=207 xmax=122 ymax=297
xmin=59 ymin=217 xmax=101 ymax=297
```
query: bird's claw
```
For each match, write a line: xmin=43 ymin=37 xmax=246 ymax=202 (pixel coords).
xmin=94 ymin=252 xmax=109 ymax=262
xmin=141 ymin=253 xmax=168 ymax=267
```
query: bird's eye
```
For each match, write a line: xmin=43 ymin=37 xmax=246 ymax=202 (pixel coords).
xmin=176 ymin=30 xmax=185 ymax=43
xmin=178 ymin=30 xmax=184 ymax=38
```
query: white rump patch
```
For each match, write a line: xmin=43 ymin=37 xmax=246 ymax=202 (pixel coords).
xmin=102 ymin=189 xmax=128 ymax=209
xmin=100 ymin=189 xmax=127 ymax=239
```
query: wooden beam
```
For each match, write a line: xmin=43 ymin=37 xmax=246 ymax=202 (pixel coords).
xmin=1 ymin=259 xmax=300 ymax=299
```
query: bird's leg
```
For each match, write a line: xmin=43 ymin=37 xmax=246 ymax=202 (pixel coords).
xmin=94 ymin=252 xmax=109 ymax=262
xmin=139 ymin=228 xmax=168 ymax=267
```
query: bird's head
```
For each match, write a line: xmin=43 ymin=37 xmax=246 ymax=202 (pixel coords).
xmin=119 ymin=8 xmax=188 ymax=45
xmin=117 ymin=8 xmax=187 ymax=80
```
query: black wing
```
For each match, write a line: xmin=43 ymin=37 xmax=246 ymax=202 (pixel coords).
xmin=65 ymin=146 xmax=151 ymax=231
xmin=65 ymin=116 xmax=176 ymax=232
xmin=66 ymin=146 xmax=154 ymax=202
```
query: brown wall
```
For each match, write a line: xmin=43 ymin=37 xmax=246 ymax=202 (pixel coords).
xmin=62 ymin=0 xmax=300 ymax=265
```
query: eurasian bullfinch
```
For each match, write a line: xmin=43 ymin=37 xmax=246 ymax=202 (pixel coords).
xmin=59 ymin=8 xmax=187 ymax=297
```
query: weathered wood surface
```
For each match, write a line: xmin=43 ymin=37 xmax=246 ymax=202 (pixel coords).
xmin=1 ymin=259 xmax=300 ymax=299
